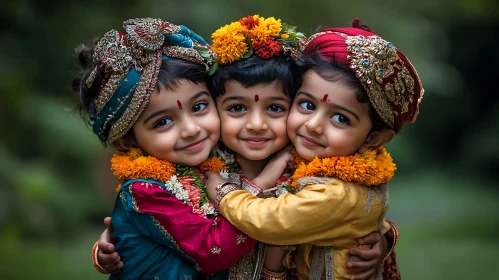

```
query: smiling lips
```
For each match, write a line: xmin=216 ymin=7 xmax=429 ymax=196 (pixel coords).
xmin=299 ymin=135 xmax=323 ymax=148
xmin=241 ymin=137 xmax=270 ymax=148
xmin=179 ymin=137 xmax=207 ymax=152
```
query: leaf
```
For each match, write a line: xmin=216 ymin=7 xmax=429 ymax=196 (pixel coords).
xmin=193 ymin=46 xmax=210 ymax=57
xmin=242 ymin=49 xmax=253 ymax=58
xmin=208 ymin=62 xmax=219 ymax=76
xmin=245 ymin=36 xmax=253 ymax=49
xmin=280 ymin=23 xmax=297 ymax=34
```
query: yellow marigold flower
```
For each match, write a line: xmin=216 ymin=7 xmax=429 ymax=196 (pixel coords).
xmin=250 ymin=16 xmax=282 ymax=42
xmin=212 ymin=21 xmax=248 ymax=64
xmin=280 ymin=33 xmax=289 ymax=39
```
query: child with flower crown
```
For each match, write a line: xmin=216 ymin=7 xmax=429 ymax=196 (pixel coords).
xmin=92 ymin=16 xmax=398 ymax=280
xmin=72 ymin=18 xmax=266 ymax=279
xmin=203 ymin=20 xmax=423 ymax=280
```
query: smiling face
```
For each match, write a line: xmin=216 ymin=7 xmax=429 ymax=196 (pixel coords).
xmin=133 ymin=79 xmax=220 ymax=166
xmin=287 ymin=70 xmax=373 ymax=161
xmin=216 ymin=80 xmax=290 ymax=161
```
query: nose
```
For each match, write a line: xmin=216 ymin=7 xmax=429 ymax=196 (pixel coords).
xmin=245 ymin=110 xmax=268 ymax=131
xmin=304 ymin=113 xmax=323 ymax=134
xmin=180 ymin=115 xmax=201 ymax=138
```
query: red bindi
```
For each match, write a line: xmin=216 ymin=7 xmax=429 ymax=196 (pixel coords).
xmin=177 ymin=100 xmax=182 ymax=110
xmin=254 ymin=95 xmax=259 ymax=102
xmin=321 ymin=94 xmax=329 ymax=103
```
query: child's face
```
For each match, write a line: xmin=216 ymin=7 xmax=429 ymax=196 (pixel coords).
xmin=287 ymin=70 xmax=373 ymax=161
xmin=133 ymin=79 xmax=220 ymax=165
xmin=216 ymin=80 xmax=290 ymax=161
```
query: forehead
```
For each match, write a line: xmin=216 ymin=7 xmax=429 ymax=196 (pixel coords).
xmin=146 ymin=80 xmax=208 ymax=109
xmin=221 ymin=80 xmax=288 ymax=100
xmin=300 ymin=70 xmax=370 ymax=113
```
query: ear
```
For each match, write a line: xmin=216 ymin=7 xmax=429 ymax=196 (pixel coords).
xmin=357 ymin=129 xmax=395 ymax=153
xmin=112 ymin=137 xmax=136 ymax=152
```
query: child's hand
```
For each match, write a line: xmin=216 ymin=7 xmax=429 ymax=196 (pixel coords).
xmin=204 ymin=171 xmax=225 ymax=202
xmin=98 ymin=217 xmax=123 ymax=274
xmin=347 ymin=232 xmax=387 ymax=280
xmin=263 ymin=245 xmax=288 ymax=273
xmin=253 ymin=151 xmax=294 ymax=190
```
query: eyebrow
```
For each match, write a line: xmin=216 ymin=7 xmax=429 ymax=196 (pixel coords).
xmin=143 ymin=91 xmax=210 ymax=124
xmin=296 ymin=91 xmax=360 ymax=121
xmin=221 ymin=95 xmax=289 ymax=104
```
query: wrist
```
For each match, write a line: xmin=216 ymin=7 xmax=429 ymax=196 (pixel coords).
xmin=215 ymin=181 xmax=239 ymax=211
xmin=383 ymin=220 xmax=399 ymax=261
xmin=92 ymin=241 xmax=109 ymax=274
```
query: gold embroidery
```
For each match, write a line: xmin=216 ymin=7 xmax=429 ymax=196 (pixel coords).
xmin=211 ymin=246 xmax=221 ymax=254
xmin=236 ymin=234 xmax=247 ymax=245
xmin=364 ymin=188 xmax=375 ymax=213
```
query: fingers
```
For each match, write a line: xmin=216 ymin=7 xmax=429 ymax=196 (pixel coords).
xmin=349 ymin=268 xmax=377 ymax=280
xmin=103 ymin=217 xmax=112 ymax=227
xmin=355 ymin=232 xmax=381 ymax=245
xmin=101 ymin=254 xmax=123 ymax=275
xmin=349 ymin=246 xmax=381 ymax=261
xmin=98 ymin=229 xmax=115 ymax=254
xmin=347 ymin=257 xmax=379 ymax=272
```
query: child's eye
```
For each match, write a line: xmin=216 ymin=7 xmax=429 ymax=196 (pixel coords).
xmin=154 ymin=118 xmax=173 ymax=128
xmin=298 ymin=101 xmax=315 ymax=111
xmin=331 ymin=114 xmax=350 ymax=125
xmin=192 ymin=102 xmax=208 ymax=113
xmin=267 ymin=104 xmax=285 ymax=113
xmin=228 ymin=105 xmax=247 ymax=113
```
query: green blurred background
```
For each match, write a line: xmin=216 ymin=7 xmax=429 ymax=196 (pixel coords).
xmin=1 ymin=0 xmax=498 ymax=279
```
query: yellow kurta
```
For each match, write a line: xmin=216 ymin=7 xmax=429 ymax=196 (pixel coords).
xmin=220 ymin=177 xmax=391 ymax=280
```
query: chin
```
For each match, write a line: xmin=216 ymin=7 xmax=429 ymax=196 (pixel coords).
xmin=295 ymin=146 xmax=317 ymax=162
xmin=239 ymin=151 xmax=273 ymax=161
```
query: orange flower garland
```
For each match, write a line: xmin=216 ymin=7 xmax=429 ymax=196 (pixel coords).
xmin=111 ymin=148 xmax=176 ymax=184
xmin=291 ymin=147 xmax=396 ymax=189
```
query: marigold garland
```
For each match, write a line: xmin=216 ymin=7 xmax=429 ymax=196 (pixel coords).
xmin=110 ymin=148 xmax=222 ymax=218
xmin=291 ymin=147 xmax=396 ymax=189
xmin=111 ymin=148 xmax=176 ymax=182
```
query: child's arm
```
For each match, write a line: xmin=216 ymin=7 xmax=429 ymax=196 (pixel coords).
xmin=252 ymin=151 xmax=293 ymax=190
xmin=209 ymin=176 xmax=384 ymax=246
xmin=118 ymin=180 xmax=256 ymax=274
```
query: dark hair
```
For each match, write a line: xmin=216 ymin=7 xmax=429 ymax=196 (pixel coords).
xmin=208 ymin=54 xmax=300 ymax=99
xmin=71 ymin=41 xmax=208 ymax=148
xmin=296 ymin=53 xmax=388 ymax=131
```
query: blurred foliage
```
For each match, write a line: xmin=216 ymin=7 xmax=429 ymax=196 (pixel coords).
xmin=0 ymin=0 xmax=498 ymax=279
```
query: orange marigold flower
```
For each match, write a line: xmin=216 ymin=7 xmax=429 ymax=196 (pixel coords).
xmin=290 ymin=147 xmax=395 ymax=189
xmin=111 ymin=148 xmax=176 ymax=183
xmin=253 ymin=37 xmax=282 ymax=59
xmin=212 ymin=21 xmax=248 ymax=64
xmin=280 ymin=33 xmax=289 ymax=39
xmin=199 ymin=156 xmax=228 ymax=173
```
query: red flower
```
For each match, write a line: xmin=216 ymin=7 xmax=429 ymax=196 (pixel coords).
xmin=253 ymin=37 xmax=282 ymax=59
xmin=239 ymin=15 xmax=259 ymax=30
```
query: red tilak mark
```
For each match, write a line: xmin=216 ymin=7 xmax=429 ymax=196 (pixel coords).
xmin=321 ymin=94 xmax=329 ymax=103
xmin=177 ymin=100 xmax=183 ymax=110
xmin=254 ymin=95 xmax=259 ymax=102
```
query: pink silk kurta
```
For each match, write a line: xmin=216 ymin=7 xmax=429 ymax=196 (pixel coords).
xmin=128 ymin=181 xmax=257 ymax=273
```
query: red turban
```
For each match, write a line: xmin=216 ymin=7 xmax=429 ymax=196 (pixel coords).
xmin=301 ymin=21 xmax=424 ymax=133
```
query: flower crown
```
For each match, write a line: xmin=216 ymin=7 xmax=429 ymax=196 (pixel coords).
xmin=211 ymin=15 xmax=305 ymax=66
